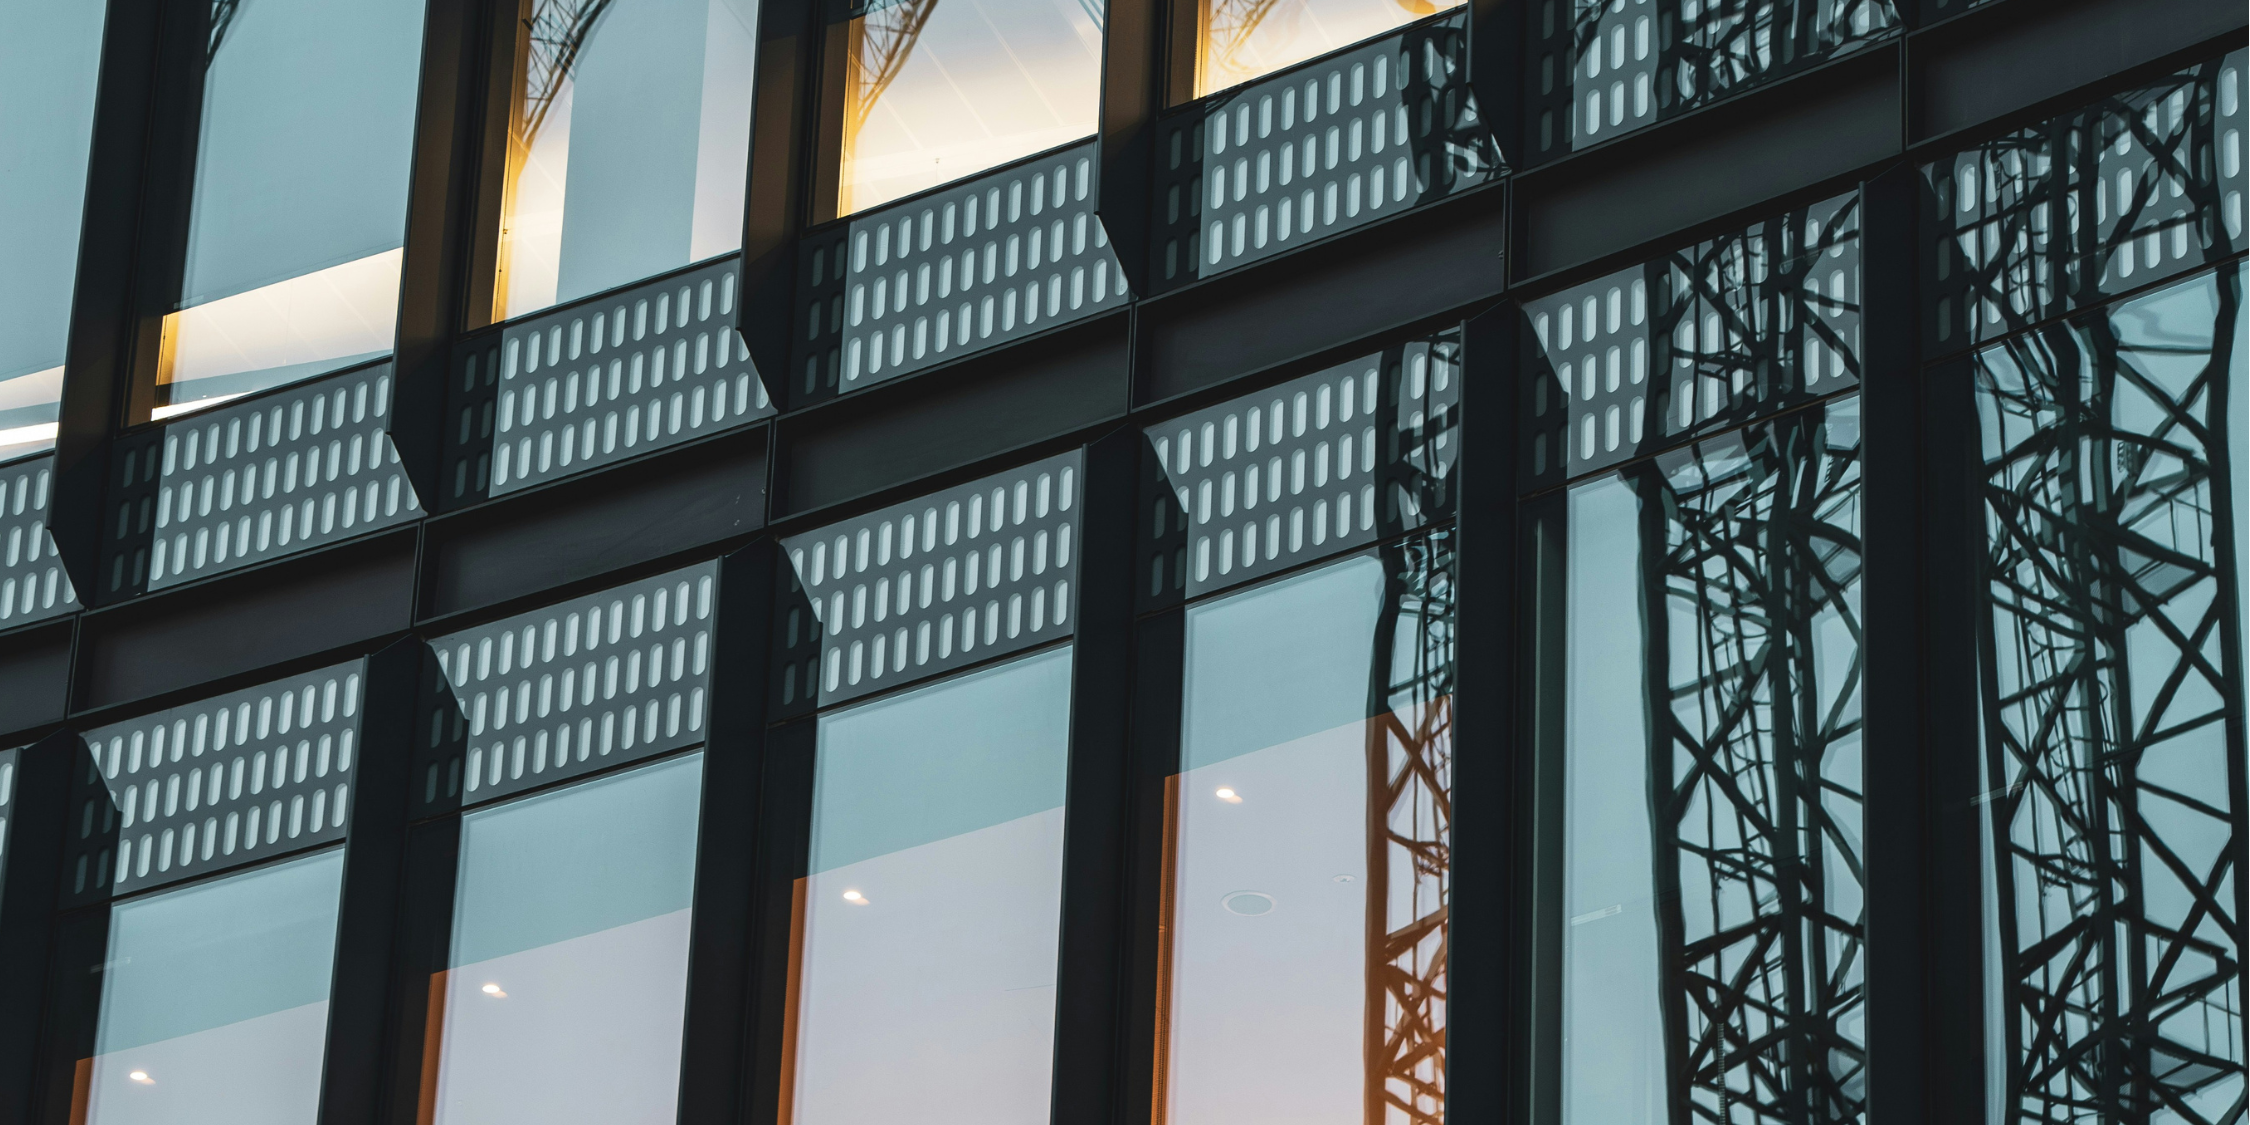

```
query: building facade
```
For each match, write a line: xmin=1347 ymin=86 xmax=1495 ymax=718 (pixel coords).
xmin=0 ymin=0 xmax=2244 ymax=1124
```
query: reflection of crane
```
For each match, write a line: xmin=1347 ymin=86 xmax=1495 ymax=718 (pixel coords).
xmin=1200 ymin=0 xmax=1434 ymax=92
xmin=519 ymin=0 xmax=615 ymax=145
xmin=209 ymin=0 xmax=244 ymax=60
xmin=847 ymin=0 xmax=940 ymax=134
xmin=1365 ymin=534 xmax=1452 ymax=1125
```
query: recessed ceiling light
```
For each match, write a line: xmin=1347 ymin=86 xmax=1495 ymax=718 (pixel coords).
xmin=481 ymin=983 xmax=507 ymax=998
xmin=842 ymin=889 xmax=868 ymax=904
xmin=1214 ymin=787 xmax=1242 ymax=803
xmin=128 ymin=1071 xmax=153 ymax=1084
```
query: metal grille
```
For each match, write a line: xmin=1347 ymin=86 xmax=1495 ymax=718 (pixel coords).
xmin=1151 ymin=13 xmax=1500 ymax=291
xmin=792 ymin=142 xmax=1128 ymax=405
xmin=0 ymin=454 xmax=78 ymax=627
xmin=443 ymin=255 xmax=774 ymax=506
xmin=1529 ymin=0 xmax=1897 ymax=161
xmin=98 ymin=361 xmax=422 ymax=600
xmin=418 ymin=561 xmax=720 ymax=811
xmin=1626 ymin=400 xmax=1867 ymax=1124
xmin=1523 ymin=190 xmax=1861 ymax=488
xmin=1973 ymin=265 xmax=2245 ymax=1125
xmin=1142 ymin=332 xmax=1458 ymax=608
xmin=63 ymin=661 xmax=367 ymax=904
xmin=774 ymin=451 xmax=1083 ymax=714
xmin=1925 ymin=49 xmax=2247 ymax=356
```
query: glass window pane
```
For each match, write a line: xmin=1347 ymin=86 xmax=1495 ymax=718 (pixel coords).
xmin=1195 ymin=0 xmax=1457 ymax=98
xmin=0 ymin=1 xmax=105 ymax=461
xmin=496 ymin=0 xmax=759 ymax=321
xmin=1973 ymin=265 xmax=2247 ymax=1121
xmin=81 ymin=849 xmax=347 ymax=1125
xmin=1164 ymin=539 xmax=1453 ymax=1124
xmin=838 ymin=0 xmax=1103 ymax=215
xmin=1557 ymin=401 xmax=1865 ymax=1125
xmin=791 ymin=646 xmax=1074 ymax=1124
xmin=431 ymin=753 xmax=705 ymax=1125
xmin=156 ymin=0 xmax=428 ymax=418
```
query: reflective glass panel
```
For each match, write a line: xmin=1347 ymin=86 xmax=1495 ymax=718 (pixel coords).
xmin=790 ymin=646 xmax=1074 ymax=1124
xmin=1557 ymin=400 xmax=1864 ymax=1124
xmin=1162 ymin=538 xmax=1453 ymax=1124
xmin=494 ymin=0 xmax=759 ymax=321
xmin=0 ymin=1 xmax=105 ymax=461
xmin=1972 ymin=265 xmax=2247 ymax=1124
xmin=837 ymin=0 xmax=1103 ymax=215
xmin=1194 ymin=0 xmax=1458 ymax=97
xmin=78 ymin=849 xmax=346 ymax=1125
xmin=429 ymin=753 xmax=704 ymax=1125
xmin=155 ymin=0 xmax=427 ymax=418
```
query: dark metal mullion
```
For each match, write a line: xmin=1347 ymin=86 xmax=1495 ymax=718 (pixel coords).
xmin=1111 ymin=608 xmax=1184 ymax=1125
xmin=0 ymin=731 xmax=81 ymax=1124
xmin=376 ymin=814 xmax=463 ymax=1125
xmin=1450 ymin=301 xmax=1518 ymax=1125
xmin=674 ymin=544 xmax=777 ymax=1125
xmin=48 ymin=0 xmax=188 ymax=600
xmin=317 ymin=639 xmax=425 ymax=1125
xmin=388 ymin=0 xmax=521 ymax=509
xmin=736 ymin=717 xmax=816 ymax=1125
xmin=1049 ymin=427 xmax=1139 ymax=1125
xmin=735 ymin=0 xmax=824 ymax=391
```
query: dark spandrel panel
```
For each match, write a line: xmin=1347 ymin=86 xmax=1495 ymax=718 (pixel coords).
xmin=1528 ymin=0 xmax=1898 ymax=164
xmin=63 ymin=661 xmax=368 ymax=905
xmin=443 ymin=254 xmax=774 ymax=508
xmin=1555 ymin=398 xmax=1864 ymax=1124
xmin=774 ymin=451 xmax=1083 ymax=715
xmin=1522 ymin=190 xmax=1861 ymax=490
xmin=1972 ymin=265 xmax=2246 ymax=1122
xmin=1142 ymin=333 xmax=1459 ymax=609
xmin=98 ymin=361 xmax=422 ymax=601
xmin=1150 ymin=13 xmax=1501 ymax=293
xmin=792 ymin=141 xmax=1128 ymax=406
xmin=0 ymin=454 xmax=78 ymax=628
xmin=1924 ymin=50 xmax=2247 ymax=357
xmin=418 ymin=561 xmax=720 ymax=812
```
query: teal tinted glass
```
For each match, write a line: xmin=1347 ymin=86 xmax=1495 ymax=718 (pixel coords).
xmin=792 ymin=646 xmax=1073 ymax=1125
xmin=83 ymin=849 xmax=346 ymax=1125
xmin=1164 ymin=543 xmax=1454 ymax=1125
xmin=158 ymin=0 xmax=427 ymax=417
xmin=0 ymin=1 xmax=105 ymax=461
xmin=432 ymin=752 xmax=704 ymax=1125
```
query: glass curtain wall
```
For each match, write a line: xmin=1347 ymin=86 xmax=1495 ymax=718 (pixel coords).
xmin=153 ymin=0 xmax=427 ymax=419
xmin=73 ymin=849 xmax=347 ymax=1125
xmin=425 ymin=752 xmax=705 ymax=1125
xmin=1969 ymin=264 xmax=2247 ymax=1125
xmin=493 ymin=0 xmax=759 ymax=322
xmin=785 ymin=646 xmax=1074 ymax=1125
xmin=1158 ymin=538 xmax=1454 ymax=1125
xmin=0 ymin=1 xmax=106 ymax=461
xmin=835 ymin=0 xmax=1103 ymax=214
xmin=1192 ymin=0 xmax=1458 ymax=98
xmin=1553 ymin=402 xmax=1866 ymax=1125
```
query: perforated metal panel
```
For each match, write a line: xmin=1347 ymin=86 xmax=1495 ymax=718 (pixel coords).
xmin=419 ymin=561 xmax=719 ymax=811
xmin=1925 ymin=50 xmax=2247 ymax=355
xmin=444 ymin=255 xmax=774 ymax=507
xmin=1142 ymin=333 xmax=1459 ymax=607
xmin=63 ymin=661 xmax=366 ymax=904
xmin=1522 ymin=191 xmax=1862 ymax=488
xmin=1151 ymin=14 xmax=1500 ymax=291
xmin=0 ymin=454 xmax=77 ymax=627
xmin=98 ymin=361 xmax=422 ymax=600
xmin=774 ymin=451 xmax=1083 ymax=714
xmin=1528 ymin=0 xmax=1897 ymax=161
xmin=792 ymin=142 xmax=1128 ymax=405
